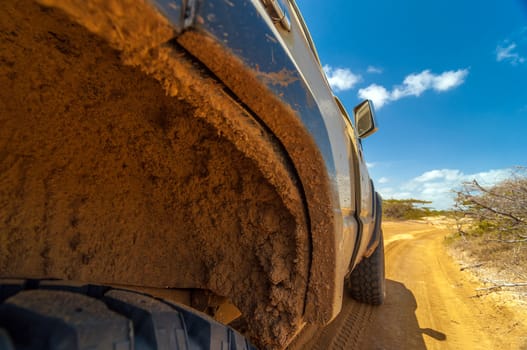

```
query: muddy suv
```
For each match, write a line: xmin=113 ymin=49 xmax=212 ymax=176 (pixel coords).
xmin=0 ymin=0 xmax=384 ymax=348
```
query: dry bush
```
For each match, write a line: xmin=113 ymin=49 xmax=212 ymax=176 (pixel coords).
xmin=452 ymin=167 xmax=527 ymax=290
xmin=454 ymin=167 xmax=527 ymax=242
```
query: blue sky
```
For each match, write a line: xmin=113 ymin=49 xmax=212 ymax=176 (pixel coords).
xmin=297 ymin=0 xmax=527 ymax=208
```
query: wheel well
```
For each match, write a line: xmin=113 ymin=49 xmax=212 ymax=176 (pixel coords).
xmin=0 ymin=1 xmax=309 ymax=348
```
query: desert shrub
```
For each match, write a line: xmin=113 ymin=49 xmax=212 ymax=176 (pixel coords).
xmin=454 ymin=167 xmax=527 ymax=241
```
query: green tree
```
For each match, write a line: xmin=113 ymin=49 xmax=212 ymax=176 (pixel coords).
xmin=383 ymin=199 xmax=433 ymax=220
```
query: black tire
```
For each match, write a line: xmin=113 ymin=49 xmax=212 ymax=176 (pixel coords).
xmin=0 ymin=279 xmax=256 ymax=350
xmin=346 ymin=231 xmax=386 ymax=305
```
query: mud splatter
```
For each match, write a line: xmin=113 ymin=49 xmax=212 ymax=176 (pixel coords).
xmin=256 ymin=68 xmax=299 ymax=87
xmin=0 ymin=0 xmax=311 ymax=348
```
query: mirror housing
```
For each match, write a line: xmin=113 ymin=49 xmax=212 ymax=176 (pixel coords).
xmin=353 ymin=100 xmax=378 ymax=138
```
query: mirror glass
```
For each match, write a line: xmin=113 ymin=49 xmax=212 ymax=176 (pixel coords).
xmin=354 ymin=100 xmax=378 ymax=138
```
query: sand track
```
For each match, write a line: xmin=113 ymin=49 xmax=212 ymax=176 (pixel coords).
xmin=294 ymin=221 xmax=527 ymax=349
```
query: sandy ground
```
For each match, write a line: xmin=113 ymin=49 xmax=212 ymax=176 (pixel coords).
xmin=295 ymin=221 xmax=527 ymax=349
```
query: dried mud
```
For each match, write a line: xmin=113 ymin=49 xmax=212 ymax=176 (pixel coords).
xmin=177 ymin=30 xmax=337 ymax=326
xmin=0 ymin=1 xmax=309 ymax=348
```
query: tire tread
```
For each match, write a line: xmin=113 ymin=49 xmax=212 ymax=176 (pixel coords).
xmin=347 ymin=233 xmax=386 ymax=306
xmin=0 ymin=280 xmax=256 ymax=350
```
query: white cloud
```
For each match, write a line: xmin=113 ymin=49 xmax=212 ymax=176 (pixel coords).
xmin=358 ymin=69 xmax=469 ymax=109
xmin=366 ymin=162 xmax=377 ymax=169
xmin=378 ymin=177 xmax=390 ymax=184
xmin=377 ymin=168 xmax=512 ymax=209
xmin=378 ymin=187 xmax=412 ymax=200
xmin=432 ymin=70 xmax=470 ymax=91
xmin=358 ymin=84 xmax=391 ymax=108
xmin=367 ymin=66 xmax=383 ymax=74
xmin=414 ymin=169 xmax=462 ymax=183
xmin=496 ymin=42 xmax=525 ymax=65
xmin=323 ymin=65 xmax=361 ymax=92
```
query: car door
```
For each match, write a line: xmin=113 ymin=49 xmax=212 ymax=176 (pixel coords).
xmin=335 ymin=98 xmax=376 ymax=264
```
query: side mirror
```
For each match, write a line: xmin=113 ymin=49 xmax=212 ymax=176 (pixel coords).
xmin=353 ymin=100 xmax=378 ymax=138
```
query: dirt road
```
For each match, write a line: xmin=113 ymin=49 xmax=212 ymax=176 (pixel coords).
xmin=294 ymin=221 xmax=527 ymax=349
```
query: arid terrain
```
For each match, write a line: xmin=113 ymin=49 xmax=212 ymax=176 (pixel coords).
xmin=291 ymin=220 xmax=527 ymax=349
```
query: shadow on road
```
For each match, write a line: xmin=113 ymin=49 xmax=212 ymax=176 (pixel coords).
xmin=290 ymin=279 xmax=447 ymax=349
xmin=358 ymin=279 xmax=446 ymax=349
